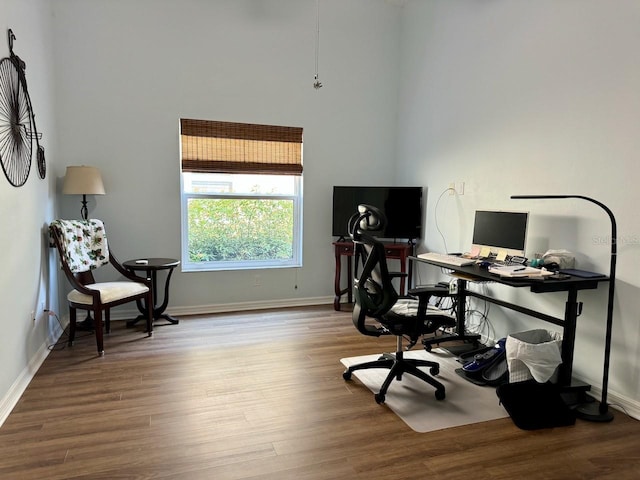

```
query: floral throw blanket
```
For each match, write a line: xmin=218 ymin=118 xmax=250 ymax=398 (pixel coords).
xmin=50 ymin=219 xmax=110 ymax=273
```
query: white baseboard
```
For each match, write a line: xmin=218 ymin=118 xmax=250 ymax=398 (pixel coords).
xmin=109 ymin=295 xmax=335 ymax=320
xmin=583 ymin=385 xmax=640 ymax=420
xmin=0 ymin=325 xmax=65 ymax=427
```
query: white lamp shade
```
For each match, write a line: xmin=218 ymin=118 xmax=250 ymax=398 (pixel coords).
xmin=62 ymin=166 xmax=106 ymax=195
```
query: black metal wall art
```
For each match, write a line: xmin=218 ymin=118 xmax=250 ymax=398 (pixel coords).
xmin=0 ymin=28 xmax=46 ymax=186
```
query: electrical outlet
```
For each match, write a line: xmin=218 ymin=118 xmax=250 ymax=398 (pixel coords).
xmin=449 ymin=181 xmax=465 ymax=195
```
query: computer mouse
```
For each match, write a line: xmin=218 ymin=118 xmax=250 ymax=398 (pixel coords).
xmin=478 ymin=261 xmax=492 ymax=269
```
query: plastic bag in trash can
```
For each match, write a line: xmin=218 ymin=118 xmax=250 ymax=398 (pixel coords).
xmin=506 ymin=329 xmax=563 ymax=383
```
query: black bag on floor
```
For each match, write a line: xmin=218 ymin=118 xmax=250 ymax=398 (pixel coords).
xmin=496 ymin=380 xmax=576 ymax=430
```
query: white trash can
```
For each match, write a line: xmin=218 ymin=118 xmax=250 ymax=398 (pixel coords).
xmin=505 ymin=329 xmax=563 ymax=383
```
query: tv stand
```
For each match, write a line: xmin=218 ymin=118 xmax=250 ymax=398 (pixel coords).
xmin=333 ymin=240 xmax=414 ymax=311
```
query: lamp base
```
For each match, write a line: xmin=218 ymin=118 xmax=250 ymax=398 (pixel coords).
xmin=575 ymin=401 xmax=614 ymax=422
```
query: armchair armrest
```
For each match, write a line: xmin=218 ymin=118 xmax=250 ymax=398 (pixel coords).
xmin=109 ymin=251 xmax=152 ymax=287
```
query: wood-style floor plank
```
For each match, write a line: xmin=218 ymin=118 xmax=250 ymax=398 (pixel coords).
xmin=1 ymin=305 xmax=639 ymax=479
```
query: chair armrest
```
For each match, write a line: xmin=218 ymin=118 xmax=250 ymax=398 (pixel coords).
xmin=408 ymin=284 xmax=451 ymax=298
xmin=109 ymin=251 xmax=152 ymax=287
xmin=50 ymin=230 xmax=101 ymax=298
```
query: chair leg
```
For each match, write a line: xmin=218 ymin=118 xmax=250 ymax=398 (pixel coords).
xmin=105 ymin=309 xmax=111 ymax=334
xmin=145 ymin=291 xmax=153 ymax=337
xmin=343 ymin=336 xmax=446 ymax=403
xmin=344 ymin=357 xmax=395 ymax=376
xmin=93 ymin=310 xmax=105 ymax=356
xmin=402 ymin=361 xmax=446 ymax=397
xmin=375 ymin=357 xmax=446 ymax=403
xmin=68 ymin=307 xmax=77 ymax=346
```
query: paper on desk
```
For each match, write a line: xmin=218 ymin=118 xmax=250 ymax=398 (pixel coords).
xmin=488 ymin=265 xmax=554 ymax=278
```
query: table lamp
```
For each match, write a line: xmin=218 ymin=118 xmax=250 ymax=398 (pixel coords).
xmin=62 ymin=166 xmax=106 ymax=220
xmin=511 ymin=194 xmax=616 ymax=422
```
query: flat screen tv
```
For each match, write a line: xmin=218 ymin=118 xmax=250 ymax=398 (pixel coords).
xmin=332 ymin=186 xmax=423 ymax=240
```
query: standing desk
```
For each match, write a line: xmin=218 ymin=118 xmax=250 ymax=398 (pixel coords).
xmin=411 ymin=256 xmax=609 ymax=389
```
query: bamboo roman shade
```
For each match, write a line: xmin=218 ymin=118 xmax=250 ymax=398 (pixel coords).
xmin=180 ymin=119 xmax=303 ymax=175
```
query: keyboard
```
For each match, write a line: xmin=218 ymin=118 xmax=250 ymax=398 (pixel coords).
xmin=417 ymin=252 xmax=476 ymax=267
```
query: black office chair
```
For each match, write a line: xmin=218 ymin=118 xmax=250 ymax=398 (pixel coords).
xmin=342 ymin=205 xmax=456 ymax=404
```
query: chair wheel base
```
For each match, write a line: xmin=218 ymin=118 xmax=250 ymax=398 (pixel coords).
xmin=374 ymin=393 xmax=385 ymax=404
xmin=435 ymin=389 xmax=446 ymax=400
xmin=342 ymin=369 xmax=352 ymax=380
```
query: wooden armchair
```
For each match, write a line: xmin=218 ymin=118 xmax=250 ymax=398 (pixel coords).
xmin=49 ymin=219 xmax=153 ymax=356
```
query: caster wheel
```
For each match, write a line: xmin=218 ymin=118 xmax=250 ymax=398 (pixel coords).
xmin=374 ymin=393 xmax=385 ymax=404
xmin=342 ymin=370 xmax=352 ymax=381
xmin=435 ymin=389 xmax=446 ymax=400
xmin=424 ymin=344 xmax=432 ymax=352
xmin=430 ymin=365 xmax=440 ymax=376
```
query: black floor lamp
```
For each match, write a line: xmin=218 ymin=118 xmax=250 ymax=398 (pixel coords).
xmin=511 ymin=194 xmax=616 ymax=422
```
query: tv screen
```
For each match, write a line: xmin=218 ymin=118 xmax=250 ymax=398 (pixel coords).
xmin=332 ymin=186 xmax=423 ymax=239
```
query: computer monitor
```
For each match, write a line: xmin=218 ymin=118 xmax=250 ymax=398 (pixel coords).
xmin=471 ymin=210 xmax=529 ymax=258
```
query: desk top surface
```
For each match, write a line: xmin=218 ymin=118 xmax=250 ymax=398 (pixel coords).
xmin=410 ymin=256 xmax=609 ymax=293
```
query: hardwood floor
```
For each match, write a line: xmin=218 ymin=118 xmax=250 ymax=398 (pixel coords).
xmin=1 ymin=305 xmax=639 ymax=479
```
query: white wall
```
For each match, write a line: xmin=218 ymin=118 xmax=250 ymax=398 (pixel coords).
xmin=50 ymin=0 xmax=402 ymax=314
xmin=0 ymin=0 xmax=61 ymax=424
xmin=397 ymin=0 xmax=640 ymax=414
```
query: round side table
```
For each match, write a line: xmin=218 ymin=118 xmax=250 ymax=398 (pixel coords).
xmin=123 ymin=258 xmax=180 ymax=327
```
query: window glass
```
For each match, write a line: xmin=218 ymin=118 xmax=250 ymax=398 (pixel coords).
xmin=181 ymin=172 xmax=302 ymax=271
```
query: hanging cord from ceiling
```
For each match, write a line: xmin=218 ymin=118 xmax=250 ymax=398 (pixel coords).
xmin=313 ymin=0 xmax=323 ymax=89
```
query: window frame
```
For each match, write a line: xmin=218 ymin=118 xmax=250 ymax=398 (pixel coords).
xmin=180 ymin=173 xmax=303 ymax=272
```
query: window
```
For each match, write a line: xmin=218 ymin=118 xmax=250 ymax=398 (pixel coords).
xmin=180 ymin=119 xmax=303 ymax=271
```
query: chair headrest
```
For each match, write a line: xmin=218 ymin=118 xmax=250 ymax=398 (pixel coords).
xmin=349 ymin=204 xmax=386 ymax=239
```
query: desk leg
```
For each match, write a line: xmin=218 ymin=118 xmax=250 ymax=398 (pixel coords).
xmin=334 ymin=248 xmax=342 ymax=311
xmin=399 ymin=255 xmax=406 ymax=296
xmin=456 ymin=279 xmax=468 ymax=338
xmin=334 ymin=250 xmax=353 ymax=311
xmin=423 ymin=278 xmax=481 ymax=351
xmin=559 ymin=288 xmax=579 ymax=386
xmin=347 ymin=255 xmax=353 ymax=304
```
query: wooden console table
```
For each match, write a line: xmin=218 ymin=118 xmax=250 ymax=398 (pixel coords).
xmin=333 ymin=241 xmax=413 ymax=311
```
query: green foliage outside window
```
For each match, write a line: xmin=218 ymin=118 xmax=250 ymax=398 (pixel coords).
xmin=188 ymin=198 xmax=294 ymax=262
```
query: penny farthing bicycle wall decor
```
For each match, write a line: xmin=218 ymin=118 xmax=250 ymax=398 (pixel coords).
xmin=0 ymin=29 xmax=46 ymax=187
